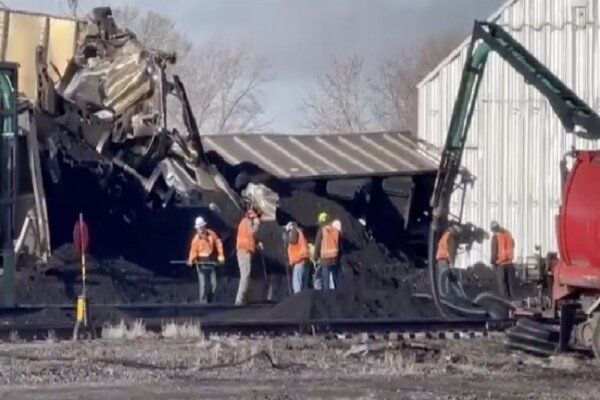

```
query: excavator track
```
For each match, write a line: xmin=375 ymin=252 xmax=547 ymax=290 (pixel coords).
xmin=504 ymin=318 xmax=560 ymax=357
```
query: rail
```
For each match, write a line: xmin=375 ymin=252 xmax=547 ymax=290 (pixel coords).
xmin=0 ymin=317 xmax=511 ymax=342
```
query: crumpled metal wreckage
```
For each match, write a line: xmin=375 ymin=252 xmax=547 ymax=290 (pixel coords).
xmin=33 ymin=6 xmax=278 ymax=220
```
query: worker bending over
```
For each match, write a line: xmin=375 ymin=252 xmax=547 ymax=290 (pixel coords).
xmin=435 ymin=225 xmax=461 ymax=299
xmin=235 ymin=207 xmax=261 ymax=305
xmin=314 ymin=212 xmax=342 ymax=290
xmin=284 ymin=222 xmax=310 ymax=293
xmin=490 ymin=220 xmax=515 ymax=300
xmin=187 ymin=216 xmax=225 ymax=303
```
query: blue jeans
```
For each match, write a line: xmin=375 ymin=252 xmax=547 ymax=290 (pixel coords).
xmin=329 ymin=264 xmax=341 ymax=289
xmin=318 ymin=263 xmax=340 ymax=290
xmin=292 ymin=261 xmax=308 ymax=294
xmin=313 ymin=264 xmax=323 ymax=290
xmin=196 ymin=266 xmax=217 ymax=303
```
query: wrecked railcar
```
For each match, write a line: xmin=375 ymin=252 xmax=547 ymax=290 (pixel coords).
xmin=8 ymin=7 xmax=438 ymax=286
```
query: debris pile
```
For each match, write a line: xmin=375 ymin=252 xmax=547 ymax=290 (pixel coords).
xmin=14 ymin=188 xmax=536 ymax=324
xmin=9 ymin=7 xmax=537 ymax=325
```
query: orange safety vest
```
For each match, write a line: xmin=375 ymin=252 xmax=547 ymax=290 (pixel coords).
xmin=436 ymin=232 xmax=451 ymax=261
xmin=188 ymin=229 xmax=223 ymax=264
xmin=320 ymin=225 xmax=340 ymax=259
xmin=236 ymin=216 xmax=256 ymax=254
xmin=288 ymin=229 xmax=310 ymax=266
xmin=496 ymin=231 xmax=515 ymax=265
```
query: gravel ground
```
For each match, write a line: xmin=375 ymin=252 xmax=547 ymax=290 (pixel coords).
xmin=0 ymin=335 xmax=596 ymax=399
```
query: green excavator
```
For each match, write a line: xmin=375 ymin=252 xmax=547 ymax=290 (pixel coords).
xmin=428 ymin=20 xmax=600 ymax=318
xmin=0 ymin=62 xmax=18 ymax=307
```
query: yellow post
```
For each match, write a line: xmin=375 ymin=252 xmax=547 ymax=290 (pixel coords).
xmin=79 ymin=213 xmax=87 ymax=326
xmin=73 ymin=213 xmax=88 ymax=340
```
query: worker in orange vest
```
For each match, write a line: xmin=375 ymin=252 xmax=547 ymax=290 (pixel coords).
xmin=235 ymin=207 xmax=261 ymax=305
xmin=313 ymin=212 xmax=342 ymax=290
xmin=187 ymin=216 xmax=225 ymax=303
xmin=490 ymin=220 xmax=515 ymax=299
xmin=284 ymin=222 xmax=310 ymax=293
xmin=436 ymin=224 xmax=461 ymax=298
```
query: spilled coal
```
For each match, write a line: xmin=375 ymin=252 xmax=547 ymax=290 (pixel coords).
xmin=10 ymin=189 xmax=536 ymax=325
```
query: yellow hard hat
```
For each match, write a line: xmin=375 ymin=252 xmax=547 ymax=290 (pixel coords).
xmin=318 ymin=212 xmax=329 ymax=224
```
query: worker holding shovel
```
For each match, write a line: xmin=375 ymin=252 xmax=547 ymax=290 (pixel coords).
xmin=187 ymin=216 xmax=225 ymax=304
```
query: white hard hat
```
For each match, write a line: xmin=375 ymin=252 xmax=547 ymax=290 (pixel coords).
xmin=332 ymin=219 xmax=341 ymax=232
xmin=194 ymin=216 xmax=207 ymax=229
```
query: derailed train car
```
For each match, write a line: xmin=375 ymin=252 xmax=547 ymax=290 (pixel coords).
xmin=5 ymin=7 xmax=440 ymax=292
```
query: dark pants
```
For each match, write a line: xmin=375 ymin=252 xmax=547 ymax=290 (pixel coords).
xmin=196 ymin=266 xmax=217 ymax=304
xmin=437 ymin=261 xmax=462 ymax=299
xmin=495 ymin=264 xmax=514 ymax=300
xmin=319 ymin=263 xmax=340 ymax=290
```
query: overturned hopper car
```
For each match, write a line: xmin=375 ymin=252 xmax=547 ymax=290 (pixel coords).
xmin=3 ymin=7 xmax=440 ymax=299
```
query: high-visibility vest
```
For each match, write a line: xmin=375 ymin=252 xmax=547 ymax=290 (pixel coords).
xmin=288 ymin=229 xmax=310 ymax=266
xmin=320 ymin=225 xmax=340 ymax=259
xmin=236 ymin=217 xmax=256 ymax=253
xmin=436 ymin=232 xmax=451 ymax=261
xmin=496 ymin=231 xmax=515 ymax=265
xmin=188 ymin=229 xmax=223 ymax=263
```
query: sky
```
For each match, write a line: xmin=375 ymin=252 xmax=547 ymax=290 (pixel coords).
xmin=6 ymin=0 xmax=505 ymax=132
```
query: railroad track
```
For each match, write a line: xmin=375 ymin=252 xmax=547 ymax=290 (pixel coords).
xmin=0 ymin=317 xmax=511 ymax=342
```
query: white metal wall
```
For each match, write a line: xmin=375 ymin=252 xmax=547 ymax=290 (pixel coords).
xmin=418 ymin=0 xmax=600 ymax=268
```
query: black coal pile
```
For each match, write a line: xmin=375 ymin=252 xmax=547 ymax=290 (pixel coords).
xmin=12 ymin=189 xmax=537 ymax=324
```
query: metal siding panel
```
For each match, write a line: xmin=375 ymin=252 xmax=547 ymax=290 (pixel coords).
xmin=419 ymin=0 xmax=600 ymax=268
xmin=47 ymin=17 xmax=79 ymax=83
xmin=4 ymin=12 xmax=45 ymax=99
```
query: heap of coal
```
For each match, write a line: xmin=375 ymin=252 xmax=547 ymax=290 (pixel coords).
xmin=13 ymin=188 xmax=536 ymax=325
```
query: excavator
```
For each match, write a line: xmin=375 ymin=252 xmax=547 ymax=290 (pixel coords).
xmin=428 ymin=20 xmax=600 ymax=357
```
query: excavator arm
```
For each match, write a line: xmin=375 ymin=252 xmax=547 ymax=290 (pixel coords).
xmin=428 ymin=20 xmax=600 ymax=318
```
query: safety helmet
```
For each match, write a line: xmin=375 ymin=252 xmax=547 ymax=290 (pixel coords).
xmin=332 ymin=219 xmax=342 ymax=232
xmin=194 ymin=216 xmax=207 ymax=229
xmin=490 ymin=220 xmax=500 ymax=231
xmin=318 ymin=212 xmax=329 ymax=224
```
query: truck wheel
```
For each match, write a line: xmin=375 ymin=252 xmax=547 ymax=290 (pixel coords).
xmin=591 ymin=317 xmax=600 ymax=359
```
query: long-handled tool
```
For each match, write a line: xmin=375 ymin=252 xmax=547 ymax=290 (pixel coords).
xmin=257 ymin=247 xmax=273 ymax=302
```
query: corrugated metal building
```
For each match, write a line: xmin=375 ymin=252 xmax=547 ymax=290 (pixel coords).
xmin=418 ymin=0 xmax=600 ymax=268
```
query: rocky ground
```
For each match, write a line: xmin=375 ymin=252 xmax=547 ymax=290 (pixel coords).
xmin=0 ymin=334 xmax=596 ymax=399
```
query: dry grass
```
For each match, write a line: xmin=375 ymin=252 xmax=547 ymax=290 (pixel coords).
xmin=101 ymin=320 xmax=153 ymax=340
xmin=45 ymin=330 xmax=57 ymax=344
xmin=161 ymin=321 xmax=203 ymax=340
xmin=8 ymin=330 xmax=19 ymax=343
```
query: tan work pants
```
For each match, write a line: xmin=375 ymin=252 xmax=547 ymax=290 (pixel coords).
xmin=235 ymin=250 xmax=252 ymax=305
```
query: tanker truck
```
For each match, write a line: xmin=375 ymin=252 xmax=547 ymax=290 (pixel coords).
xmin=427 ymin=20 xmax=600 ymax=358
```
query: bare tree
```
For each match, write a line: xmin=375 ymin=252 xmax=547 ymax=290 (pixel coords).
xmin=112 ymin=6 xmax=192 ymax=60
xmin=371 ymin=32 xmax=462 ymax=134
xmin=175 ymin=41 xmax=270 ymax=134
xmin=112 ymin=6 xmax=269 ymax=134
xmin=301 ymin=55 xmax=372 ymax=133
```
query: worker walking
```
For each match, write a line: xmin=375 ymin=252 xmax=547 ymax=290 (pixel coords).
xmin=235 ymin=207 xmax=261 ymax=305
xmin=187 ymin=216 xmax=225 ymax=304
xmin=490 ymin=220 xmax=515 ymax=300
xmin=435 ymin=225 xmax=461 ymax=299
xmin=313 ymin=212 xmax=342 ymax=290
xmin=284 ymin=222 xmax=310 ymax=293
